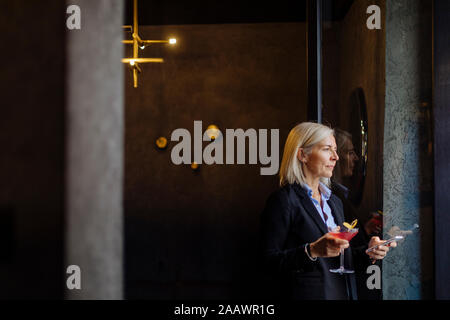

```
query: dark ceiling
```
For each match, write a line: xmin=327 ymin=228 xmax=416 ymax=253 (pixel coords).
xmin=124 ymin=0 xmax=355 ymax=25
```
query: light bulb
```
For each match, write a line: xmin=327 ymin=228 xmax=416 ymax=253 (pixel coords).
xmin=169 ymin=38 xmax=177 ymax=44
xmin=129 ymin=60 xmax=135 ymax=66
xmin=206 ymin=124 xmax=221 ymax=140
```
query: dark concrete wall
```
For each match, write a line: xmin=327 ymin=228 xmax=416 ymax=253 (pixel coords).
xmin=0 ymin=1 xmax=66 ymax=298
xmin=124 ymin=23 xmax=307 ymax=298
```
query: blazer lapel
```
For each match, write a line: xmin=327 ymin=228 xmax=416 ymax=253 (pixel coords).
xmin=292 ymin=183 xmax=329 ymax=235
xmin=327 ymin=196 xmax=344 ymax=227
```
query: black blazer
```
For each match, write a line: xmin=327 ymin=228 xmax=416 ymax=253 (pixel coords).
xmin=260 ymin=182 xmax=358 ymax=300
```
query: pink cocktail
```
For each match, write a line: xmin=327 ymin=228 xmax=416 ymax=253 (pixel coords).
xmin=330 ymin=230 xmax=358 ymax=241
xmin=329 ymin=228 xmax=359 ymax=274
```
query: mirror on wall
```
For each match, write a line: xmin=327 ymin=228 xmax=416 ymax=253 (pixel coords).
xmin=346 ymin=87 xmax=368 ymax=206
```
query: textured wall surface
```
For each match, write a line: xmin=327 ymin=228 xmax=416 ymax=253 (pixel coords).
xmin=65 ymin=0 xmax=124 ymax=299
xmin=383 ymin=0 xmax=433 ymax=300
xmin=124 ymin=23 xmax=307 ymax=299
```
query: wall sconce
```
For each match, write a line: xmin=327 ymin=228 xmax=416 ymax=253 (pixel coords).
xmin=206 ymin=124 xmax=221 ymax=141
xmin=122 ymin=0 xmax=177 ymax=88
xmin=191 ymin=162 xmax=199 ymax=170
xmin=156 ymin=137 xmax=168 ymax=149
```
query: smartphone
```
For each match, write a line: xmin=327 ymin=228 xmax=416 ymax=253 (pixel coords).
xmin=366 ymin=235 xmax=404 ymax=253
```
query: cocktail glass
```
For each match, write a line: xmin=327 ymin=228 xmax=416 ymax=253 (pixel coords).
xmin=329 ymin=228 xmax=359 ymax=274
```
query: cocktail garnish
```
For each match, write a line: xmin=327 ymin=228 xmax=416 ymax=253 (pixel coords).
xmin=343 ymin=219 xmax=358 ymax=230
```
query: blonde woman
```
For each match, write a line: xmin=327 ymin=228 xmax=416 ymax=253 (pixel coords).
xmin=260 ymin=122 xmax=395 ymax=300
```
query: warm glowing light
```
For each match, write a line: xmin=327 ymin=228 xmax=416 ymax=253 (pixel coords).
xmin=129 ymin=60 xmax=135 ymax=66
xmin=206 ymin=124 xmax=221 ymax=140
xmin=156 ymin=137 xmax=168 ymax=149
xmin=169 ymin=38 xmax=177 ymax=44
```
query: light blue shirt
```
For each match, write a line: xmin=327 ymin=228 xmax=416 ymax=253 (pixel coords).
xmin=303 ymin=182 xmax=338 ymax=231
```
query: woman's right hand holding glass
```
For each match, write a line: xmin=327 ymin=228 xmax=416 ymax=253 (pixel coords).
xmin=309 ymin=229 xmax=349 ymax=258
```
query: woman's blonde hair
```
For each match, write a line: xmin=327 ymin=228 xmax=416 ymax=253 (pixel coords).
xmin=279 ymin=122 xmax=334 ymax=188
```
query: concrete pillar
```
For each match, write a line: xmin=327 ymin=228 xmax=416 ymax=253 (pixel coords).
xmin=65 ymin=0 xmax=124 ymax=299
xmin=383 ymin=0 xmax=433 ymax=299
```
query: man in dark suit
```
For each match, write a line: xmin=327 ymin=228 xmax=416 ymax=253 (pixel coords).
xmin=260 ymin=122 xmax=395 ymax=300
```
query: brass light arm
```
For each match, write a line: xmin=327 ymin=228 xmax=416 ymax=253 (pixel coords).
xmin=122 ymin=39 xmax=174 ymax=45
xmin=142 ymin=40 xmax=173 ymax=44
xmin=121 ymin=58 xmax=164 ymax=63
xmin=122 ymin=0 xmax=176 ymax=87
xmin=132 ymin=63 xmax=142 ymax=74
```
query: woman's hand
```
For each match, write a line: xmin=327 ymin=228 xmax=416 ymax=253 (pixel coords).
xmin=366 ymin=236 xmax=397 ymax=263
xmin=309 ymin=231 xmax=349 ymax=258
